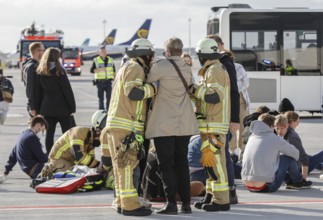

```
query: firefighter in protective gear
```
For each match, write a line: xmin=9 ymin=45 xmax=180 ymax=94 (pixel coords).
xmin=191 ymin=38 xmax=231 ymax=212
xmin=41 ymin=110 xmax=107 ymax=178
xmin=104 ymin=38 xmax=156 ymax=216
xmin=90 ymin=46 xmax=116 ymax=111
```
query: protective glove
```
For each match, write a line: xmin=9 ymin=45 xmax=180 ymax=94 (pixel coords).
xmin=200 ymin=148 xmax=216 ymax=168
xmin=0 ymin=175 xmax=7 ymax=184
xmin=40 ymin=163 xmax=56 ymax=179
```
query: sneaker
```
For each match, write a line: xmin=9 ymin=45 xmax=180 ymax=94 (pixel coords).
xmin=320 ymin=174 xmax=323 ymax=180
xmin=0 ymin=175 xmax=7 ymax=184
xmin=286 ymin=179 xmax=312 ymax=189
xmin=139 ymin=197 xmax=152 ymax=208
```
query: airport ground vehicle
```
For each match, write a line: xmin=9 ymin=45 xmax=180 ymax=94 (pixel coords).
xmin=19 ymin=24 xmax=64 ymax=81
xmin=207 ymin=4 xmax=323 ymax=113
xmin=62 ymin=47 xmax=82 ymax=75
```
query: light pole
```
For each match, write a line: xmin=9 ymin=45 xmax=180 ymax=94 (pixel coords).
xmin=103 ymin=19 xmax=106 ymax=41
xmin=188 ymin=17 xmax=192 ymax=56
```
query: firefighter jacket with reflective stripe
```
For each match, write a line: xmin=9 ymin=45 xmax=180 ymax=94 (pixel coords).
xmin=106 ymin=58 xmax=156 ymax=133
xmin=94 ymin=56 xmax=115 ymax=80
xmin=48 ymin=126 xmax=98 ymax=167
xmin=194 ymin=59 xmax=231 ymax=135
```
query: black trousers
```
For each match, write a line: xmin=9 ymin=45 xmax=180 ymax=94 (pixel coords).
xmin=96 ymin=80 xmax=112 ymax=111
xmin=45 ymin=115 xmax=74 ymax=154
xmin=154 ymin=135 xmax=191 ymax=203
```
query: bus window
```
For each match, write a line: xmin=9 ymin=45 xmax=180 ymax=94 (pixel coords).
xmin=283 ymin=30 xmax=318 ymax=75
xmin=232 ymin=30 xmax=278 ymax=71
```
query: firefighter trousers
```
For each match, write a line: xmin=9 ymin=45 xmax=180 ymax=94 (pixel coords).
xmin=107 ymin=130 xmax=141 ymax=211
xmin=201 ymin=133 xmax=230 ymax=205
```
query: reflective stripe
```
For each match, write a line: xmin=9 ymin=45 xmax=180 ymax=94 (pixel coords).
xmin=120 ymin=189 xmax=138 ymax=199
xmin=201 ymin=139 xmax=218 ymax=152
xmin=106 ymin=117 xmax=145 ymax=132
xmin=196 ymin=86 xmax=207 ymax=101
xmin=115 ymin=187 xmax=120 ymax=197
xmin=70 ymin=139 xmax=84 ymax=147
xmin=206 ymin=179 xmax=213 ymax=191
xmin=198 ymin=120 xmax=229 ymax=134
xmin=109 ymin=80 xmax=122 ymax=118
xmin=101 ymin=143 xmax=109 ymax=149
xmin=124 ymin=165 xmax=131 ymax=190
xmin=54 ymin=135 xmax=70 ymax=159
xmin=80 ymin=154 xmax=92 ymax=165
xmin=212 ymin=182 xmax=229 ymax=192
xmin=206 ymin=83 xmax=225 ymax=93
xmin=125 ymin=78 xmax=143 ymax=88
xmin=215 ymin=154 xmax=225 ymax=183
xmin=94 ymin=56 xmax=115 ymax=80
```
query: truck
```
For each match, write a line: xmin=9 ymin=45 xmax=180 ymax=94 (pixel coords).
xmin=62 ymin=47 xmax=82 ymax=75
xmin=19 ymin=23 xmax=64 ymax=81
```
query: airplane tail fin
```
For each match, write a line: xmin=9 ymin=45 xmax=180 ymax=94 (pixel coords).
xmin=81 ymin=38 xmax=90 ymax=46
xmin=119 ymin=19 xmax=152 ymax=45
xmin=101 ymin=29 xmax=117 ymax=45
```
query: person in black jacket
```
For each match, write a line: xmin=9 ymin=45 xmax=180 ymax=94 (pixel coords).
xmin=22 ymin=42 xmax=45 ymax=117
xmin=0 ymin=115 xmax=48 ymax=183
xmin=208 ymin=35 xmax=240 ymax=204
xmin=36 ymin=47 xmax=76 ymax=153
xmin=0 ymin=69 xmax=14 ymax=124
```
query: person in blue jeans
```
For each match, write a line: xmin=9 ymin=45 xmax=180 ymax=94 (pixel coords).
xmin=282 ymin=111 xmax=323 ymax=177
xmin=188 ymin=135 xmax=207 ymax=185
xmin=241 ymin=113 xmax=311 ymax=193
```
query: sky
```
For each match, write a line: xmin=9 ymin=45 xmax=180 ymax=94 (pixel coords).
xmin=0 ymin=0 xmax=323 ymax=54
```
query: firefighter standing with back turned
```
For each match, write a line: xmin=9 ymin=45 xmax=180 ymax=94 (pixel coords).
xmin=90 ymin=46 xmax=116 ymax=111
xmin=103 ymin=38 xmax=157 ymax=216
xmin=190 ymin=38 xmax=231 ymax=212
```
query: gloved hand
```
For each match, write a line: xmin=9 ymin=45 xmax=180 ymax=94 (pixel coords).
xmin=40 ymin=163 xmax=56 ymax=179
xmin=188 ymin=83 xmax=198 ymax=95
xmin=0 ymin=175 xmax=7 ymax=184
xmin=200 ymin=148 xmax=216 ymax=167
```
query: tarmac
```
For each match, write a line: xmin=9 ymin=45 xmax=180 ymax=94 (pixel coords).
xmin=0 ymin=60 xmax=323 ymax=220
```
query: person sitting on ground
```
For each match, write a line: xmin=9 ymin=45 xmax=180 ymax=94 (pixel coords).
xmin=283 ymin=111 xmax=323 ymax=177
xmin=40 ymin=110 xmax=107 ymax=178
xmin=0 ymin=115 xmax=48 ymax=183
xmin=278 ymin=98 xmax=294 ymax=114
xmin=241 ymin=113 xmax=311 ymax=193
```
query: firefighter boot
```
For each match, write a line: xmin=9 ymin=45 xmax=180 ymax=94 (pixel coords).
xmin=122 ymin=206 xmax=152 ymax=216
xmin=194 ymin=193 xmax=212 ymax=209
xmin=202 ymin=202 xmax=230 ymax=212
xmin=156 ymin=202 xmax=178 ymax=215
xmin=229 ymin=185 xmax=238 ymax=204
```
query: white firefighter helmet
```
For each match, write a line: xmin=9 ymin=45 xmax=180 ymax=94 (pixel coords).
xmin=195 ymin=38 xmax=222 ymax=62
xmin=91 ymin=110 xmax=107 ymax=130
xmin=125 ymin=38 xmax=155 ymax=58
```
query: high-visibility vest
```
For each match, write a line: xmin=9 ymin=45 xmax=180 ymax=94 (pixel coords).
xmin=94 ymin=56 xmax=115 ymax=80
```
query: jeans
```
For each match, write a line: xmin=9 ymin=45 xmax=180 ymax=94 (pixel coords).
xmin=267 ymin=155 xmax=303 ymax=192
xmin=308 ymin=151 xmax=323 ymax=173
xmin=225 ymin=132 xmax=235 ymax=187
xmin=190 ymin=169 xmax=207 ymax=186
xmin=96 ymin=80 xmax=112 ymax=110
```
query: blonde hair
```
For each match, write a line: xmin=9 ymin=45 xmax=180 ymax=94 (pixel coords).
xmin=274 ymin=114 xmax=289 ymax=127
xmin=37 ymin=47 xmax=65 ymax=76
xmin=181 ymin=52 xmax=192 ymax=66
xmin=284 ymin=111 xmax=299 ymax=124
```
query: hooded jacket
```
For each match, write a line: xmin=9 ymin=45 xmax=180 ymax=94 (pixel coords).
xmin=241 ymin=120 xmax=299 ymax=183
xmin=22 ymin=58 xmax=39 ymax=110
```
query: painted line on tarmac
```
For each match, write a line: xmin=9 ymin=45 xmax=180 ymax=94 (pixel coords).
xmin=1 ymin=200 xmax=323 ymax=211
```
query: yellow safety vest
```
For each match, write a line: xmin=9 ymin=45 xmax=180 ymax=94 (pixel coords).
xmin=94 ymin=56 xmax=115 ymax=80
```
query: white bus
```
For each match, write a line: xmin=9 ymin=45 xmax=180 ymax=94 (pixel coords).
xmin=207 ymin=4 xmax=323 ymax=113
